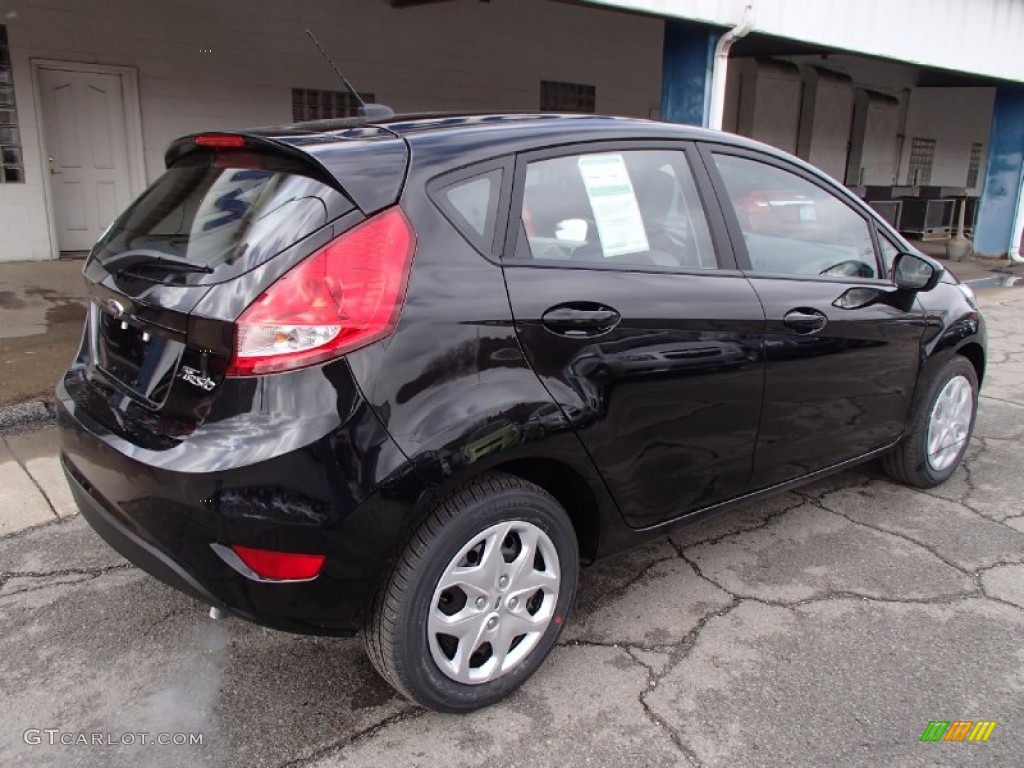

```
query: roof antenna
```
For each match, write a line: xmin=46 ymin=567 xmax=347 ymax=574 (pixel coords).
xmin=305 ymin=30 xmax=394 ymax=120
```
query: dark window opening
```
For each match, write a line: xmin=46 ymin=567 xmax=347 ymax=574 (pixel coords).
xmin=0 ymin=26 xmax=24 ymax=183
xmin=906 ymin=138 xmax=936 ymax=186
xmin=966 ymin=142 xmax=983 ymax=189
xmin=291 ymin=88 xmax=375 ymax=122
xmin=540 ymin=80 xmax=596 ymax=114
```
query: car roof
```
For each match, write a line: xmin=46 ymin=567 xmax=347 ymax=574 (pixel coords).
xmin=172 ymin=112 xmax=849 ymax=218
xmin=256 ymin=111 xmax=775 ymax=156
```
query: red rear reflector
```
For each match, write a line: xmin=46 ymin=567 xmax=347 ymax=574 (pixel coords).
xmin=231 ymin=546 xmax=325 ymax=581
xmin=194 ymin=134 xmax=246 ymax=149
xmin=225 ymin=206 xmax=416 ymax=376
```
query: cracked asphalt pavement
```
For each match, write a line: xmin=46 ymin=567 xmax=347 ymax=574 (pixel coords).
xmin=2 ymin=293 xmax=1023 ymax=768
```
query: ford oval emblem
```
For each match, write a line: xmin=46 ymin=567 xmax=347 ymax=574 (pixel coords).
xmin=105 ymin=298 xmax=125 ymax=319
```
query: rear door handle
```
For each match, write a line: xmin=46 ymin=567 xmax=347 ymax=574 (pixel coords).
xmin=541 ymin=303 xmax=621 ymax=337
xmin=782 ymin=308 xmax=828 ymax=334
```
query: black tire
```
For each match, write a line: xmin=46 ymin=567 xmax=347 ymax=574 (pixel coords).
xmin=882 ymin=356 xmax=979 ymax=488
xmin=364 ymin=471 xmax=579 ymax=712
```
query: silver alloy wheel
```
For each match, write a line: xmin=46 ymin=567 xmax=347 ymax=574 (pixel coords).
xmin=427 ymin=520 xmax=560 ymax=685
xmin=926 ymin=374 xmax=974 ymax=472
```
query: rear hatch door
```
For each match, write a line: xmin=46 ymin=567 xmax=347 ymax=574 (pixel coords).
xmin=77 ymin=131 xmax=405 ymax=442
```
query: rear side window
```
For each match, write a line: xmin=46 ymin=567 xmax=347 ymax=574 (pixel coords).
xmin=433 ymin=168 xmax=503 ymax=252
xmin=713 ymin=153 xmax=880 ymax=279
xmin=518 ymin=150 xmax=716 ymax=270
xmin=92 ymin=152 xmax=353 ymax=283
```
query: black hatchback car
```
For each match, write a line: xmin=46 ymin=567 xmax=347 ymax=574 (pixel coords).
xmin=58 ymin=113 xmax=985 ymax=712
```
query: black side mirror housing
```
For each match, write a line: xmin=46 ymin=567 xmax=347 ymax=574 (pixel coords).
xmin=893 ymin=252 xmax=943 ymax=293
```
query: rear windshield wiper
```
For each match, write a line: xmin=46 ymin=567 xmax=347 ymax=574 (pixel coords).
xmin=101 ymin=248 xmax=214 ymax=275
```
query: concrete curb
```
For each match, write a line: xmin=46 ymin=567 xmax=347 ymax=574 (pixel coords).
xmin=0 ymin=400 xmax=56 ymax=435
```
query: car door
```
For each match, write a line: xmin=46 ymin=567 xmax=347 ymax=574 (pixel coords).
xmin=501 ymin=142 xmax=765 ymax=528
xmin=702 ymin=146 xmax=927 ymax=489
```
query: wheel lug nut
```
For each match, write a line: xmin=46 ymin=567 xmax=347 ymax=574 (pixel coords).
xmin=486 ymin=617 xmax=498 ymax=629
xmin=498 ymin=576 xmax=509 ymax=588
xmin=475 ymin=597 xmax=486 ymax=609
xmin=508 ymin=597 xmax=518 ymax=610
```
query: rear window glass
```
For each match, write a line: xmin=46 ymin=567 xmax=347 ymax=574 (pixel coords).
xmin=92 ymin=152 xmax=353 ymax=283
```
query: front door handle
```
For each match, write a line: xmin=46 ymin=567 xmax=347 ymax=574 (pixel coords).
xmin=782 ymin=308 xmax=828 ymax=334
xmin=541 ymin=303 xmax=621 ymax=337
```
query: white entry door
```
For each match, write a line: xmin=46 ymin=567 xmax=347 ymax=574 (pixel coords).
xmin=38 ymin=67 xmax=134 ymax=252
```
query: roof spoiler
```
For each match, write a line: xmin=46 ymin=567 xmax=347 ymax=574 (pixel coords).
xmin=164 ymin=132 xmax=342 ymax=191
xmin=164 ymin=130 xmax=409 ymax=216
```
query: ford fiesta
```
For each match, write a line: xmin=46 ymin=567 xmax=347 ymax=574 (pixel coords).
xmin=58 ymin=112 xmax=985 ymax=712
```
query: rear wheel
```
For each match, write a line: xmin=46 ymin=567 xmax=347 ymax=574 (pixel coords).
xmin=882 ymin=356 xmax=978 ymax=488
xmin=364 ymin=472 xmax=578 ymax=712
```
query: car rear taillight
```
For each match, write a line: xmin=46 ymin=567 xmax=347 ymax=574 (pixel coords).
xmin=225 ymin=206 xmax=416 ymax=376
xmin=230 ymin=545 xmax=326 ymax=581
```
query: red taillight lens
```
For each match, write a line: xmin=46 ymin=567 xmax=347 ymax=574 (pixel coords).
xmin=194 ymin=134 xmax=246 ymax=149
xmin=231 ymin=545 xmax=325 ymax=581
xmin=225 ymin=206 xmax=416 ymax=376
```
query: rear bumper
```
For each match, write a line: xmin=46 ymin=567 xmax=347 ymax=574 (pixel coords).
xmin=57 ymin=370 xmax=426 ymax=636
xmin=63 ymin=458 xmax=224 ymax=611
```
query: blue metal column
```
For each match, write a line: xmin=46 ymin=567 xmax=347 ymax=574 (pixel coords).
xmin=974 ymin=86 xmax=1024 ymax=258
xmin=661 ymin=20 xmax=719 ymax=127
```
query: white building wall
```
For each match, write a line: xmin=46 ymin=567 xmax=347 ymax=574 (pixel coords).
xmin=860 ymin=96 xmax=901 ymax=187
xmin=726 ymin=53 xmax=995 ymax=193
xmin=898 ymin=88 xmax=995 ymax=191
xmin=588 ymin=0 xmax=1024 ymax=84
xmin=799 ymin=70 xmax=854 ymax=182
xmin=744 ymin=60 xmax=801 ymax=155
xmin=0 ymin=0 xmax=664 ymax=261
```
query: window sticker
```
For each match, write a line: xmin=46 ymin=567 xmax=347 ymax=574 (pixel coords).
xmin=577 ymin=154 xmax=649 ymax=257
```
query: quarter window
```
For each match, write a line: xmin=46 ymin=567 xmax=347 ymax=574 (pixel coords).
xmin=519 ymin=150 xmax=716 ymax=270
xmin=713 ymin=154 xmax=880 ymax=279
xmin=434 ymin=168 xmax=503 ymax=252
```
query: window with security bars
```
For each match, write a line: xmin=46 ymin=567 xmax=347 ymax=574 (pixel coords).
xmin=966 ymin=142 xmax=983 ymax=188
xmin=0 ymin=26 xmax=24 ymax=183
xmin=906 ymin=137 xmax=936 ymax=186
xmin=540 ymin=80 xmax=596 ymax=113
xmin=292 ymin=88 xmax=374 ymax=121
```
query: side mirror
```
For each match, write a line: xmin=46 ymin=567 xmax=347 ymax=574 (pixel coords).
xmin=893 ymin=252 xmax=943 ymax=293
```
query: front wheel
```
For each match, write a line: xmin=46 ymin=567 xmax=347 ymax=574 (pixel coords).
xmin=364 ymin=472 xmax=578 ymax=712
xmin=882 ymin=356 xmax=979 ymax=488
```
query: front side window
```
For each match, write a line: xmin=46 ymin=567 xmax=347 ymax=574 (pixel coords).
xmin=713 ymin=153 xmax=880 ymax=279
xmin=519 ymin=150 xmax=716 ymax=270
xmin=877 ymin=232 xmax=902 ymax=272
